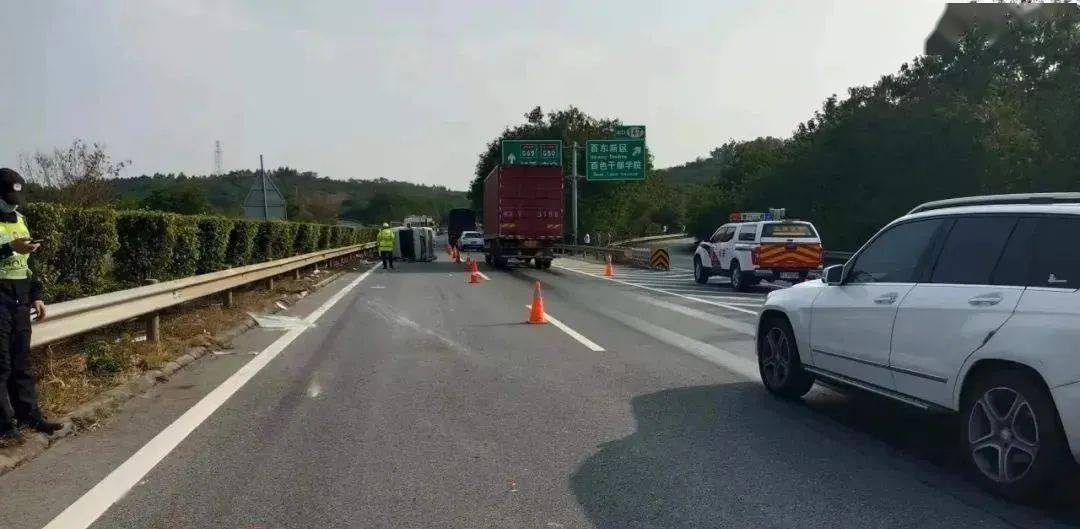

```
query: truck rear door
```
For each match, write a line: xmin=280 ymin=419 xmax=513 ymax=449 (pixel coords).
xmin=756 ymin=222 xmax=823 ymax=269
xmin=499 ymin=167 xmax=563 ymax=242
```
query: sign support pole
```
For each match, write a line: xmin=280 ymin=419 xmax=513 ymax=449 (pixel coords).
xmin=572 ymin=141 xmax=579 ymax=248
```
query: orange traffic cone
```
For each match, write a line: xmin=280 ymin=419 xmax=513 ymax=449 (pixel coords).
xmin=603 ymin=254 xmax=615 ymax=277
xmin=471 ymin=259 xmax=481 ymax=276
xmin=527 ymin=281 xmax=546 ymax=324
xmin=453 ymin=247 xmax=461 ymax=263
xmin=468 ymin=262 xmax=480 ymax=284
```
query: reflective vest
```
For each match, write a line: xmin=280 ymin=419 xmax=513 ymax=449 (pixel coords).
xmin=0 ymin=213 xmax=32 ymax=280
xmin=377 ymin=228 xmax=395 ymax=252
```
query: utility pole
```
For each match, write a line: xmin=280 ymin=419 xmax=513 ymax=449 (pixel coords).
xmin=214 ymin=140 xmax=223 ymax=175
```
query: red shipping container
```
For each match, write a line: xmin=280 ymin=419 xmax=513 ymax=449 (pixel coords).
xmin=483 ymin=165 xmax=564 ymax=240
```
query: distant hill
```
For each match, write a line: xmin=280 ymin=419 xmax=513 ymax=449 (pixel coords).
xmin=104 ymin=168 xmax=469 ymax=225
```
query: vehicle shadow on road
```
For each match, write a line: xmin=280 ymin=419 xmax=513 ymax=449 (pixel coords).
xmin=570 ymin=383 xmax=1080 ymax=529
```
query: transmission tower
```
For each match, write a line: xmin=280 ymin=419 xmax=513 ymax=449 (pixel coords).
xmin=213 ymin=140 xmax=223 ymax=175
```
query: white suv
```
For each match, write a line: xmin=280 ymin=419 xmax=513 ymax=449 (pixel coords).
xmin=694 ymin=219 xmax=823 ymax=290
xmin=757 ymin=194 xmax=1080 ymax=499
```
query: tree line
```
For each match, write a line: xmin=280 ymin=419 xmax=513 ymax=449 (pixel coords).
xmin=19 ymin=142 xmax=469 ymax=226
xmin=472 ymin=13 xmax=1080 ymax=249
xmin=682 ymin=13 xmax=1080 ymax=249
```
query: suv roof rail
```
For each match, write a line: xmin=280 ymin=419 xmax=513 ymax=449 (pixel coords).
xmin=908 ymin=193 xmax=1080 ymax=215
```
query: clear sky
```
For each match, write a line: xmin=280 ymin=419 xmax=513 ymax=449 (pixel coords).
xmin=1 ymin=0 xmax=947 ymax=190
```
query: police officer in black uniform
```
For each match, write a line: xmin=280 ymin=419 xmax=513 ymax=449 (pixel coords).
xmin=0 ymin=168 xmax=61 ymax=441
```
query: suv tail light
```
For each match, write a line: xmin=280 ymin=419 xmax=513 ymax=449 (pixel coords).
xmin=750 ymin=246 xmax=760 ymax=265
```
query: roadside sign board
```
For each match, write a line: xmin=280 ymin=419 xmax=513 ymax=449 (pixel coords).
xmin=586 ymin=139 xmax=646 ymax=181
xmin=613 ymin=125 xmax=646 ymax=139
xmin=501 ymin=140 xmax=563 ymax=167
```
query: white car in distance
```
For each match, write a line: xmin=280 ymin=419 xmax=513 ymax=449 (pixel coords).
xmin=757 ymin=193 xmax=1080 ymax=499
xmin=458 ymin=231 xmax=485 ymax=252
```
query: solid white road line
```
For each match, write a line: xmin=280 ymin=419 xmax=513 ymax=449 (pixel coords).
xmin=638 ymin=288 xmax=765 ymax=303
xmin=477 ymin=271 xmax=491 ymax=281
xmin=43 ymin=263 xmax=382 ymax=529
xmin=635 ymin=294 xmax=758 ymax=336
xmin=526 ymin=305 xmax=605 ymax=352
xmin=607 ymin=310 xmax=759 ymax=380
xmin=553 ymin=263 xmax=759 ymax=315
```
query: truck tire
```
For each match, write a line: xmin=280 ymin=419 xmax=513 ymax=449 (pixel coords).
xmin=485 ymin=254 xmax=493 ymax=265
xmin=541 ymin=259 xmax=552 ymax=270
xmin=494 ymin=257 xmax=508 ymax=268
xmin=534 ymin=258 xmax=543 ymax=270
xmin=960 ymin=368 xmax=1069 ymax=500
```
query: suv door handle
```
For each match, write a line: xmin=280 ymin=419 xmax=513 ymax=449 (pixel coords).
xmin=873 ymin=293 xmax=898 ymax=305
xmin=968 ymin=293 xmax=1003 ymax=306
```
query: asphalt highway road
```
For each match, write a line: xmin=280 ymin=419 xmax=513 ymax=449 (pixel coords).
xmin=2 ymin=250 xmax=1079 ymax=529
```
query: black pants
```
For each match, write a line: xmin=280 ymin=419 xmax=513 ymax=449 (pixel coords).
xmin=0 ymin=303 xmax=38 ymax=430
xmin=380 ymin=251 xmax=393 ymax=269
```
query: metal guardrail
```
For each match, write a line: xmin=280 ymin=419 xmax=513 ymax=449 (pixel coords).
xmin=610 ymin=232 xmax=688 ymax=247
xmin=31 ymin=242 xmax=377 ymax=348
xmin=552 ymin=244 xmax=631 ymax=263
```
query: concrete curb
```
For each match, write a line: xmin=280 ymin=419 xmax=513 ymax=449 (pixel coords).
xmin=0 ymin=266 xmax=351 ymax=476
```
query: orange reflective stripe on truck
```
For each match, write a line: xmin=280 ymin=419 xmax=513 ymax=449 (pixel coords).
xmin=757 ymin=243 xmax=822 ymax=268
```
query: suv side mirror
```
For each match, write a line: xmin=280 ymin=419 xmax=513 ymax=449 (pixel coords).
xmin=823 ymin=265 xmax=844 ymax=285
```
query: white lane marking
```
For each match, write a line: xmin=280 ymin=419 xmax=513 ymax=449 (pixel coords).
xmin=554 ymin=263 xmax=759 ymax=315
xmin=607 ymin=309 xmax=759 ymax=380
xmin=526 ymin=305 xmax=605 ymax=352
xmin=635 ymin=295 xmax=757 ymax=336
xmin=605 ymin=278 xmax=699 ymax=284
xmin=477 ymin=271 xmax=491 ymax=281
xmin=634 ymin=289 xmax=765 ymax=303
xmin=43 ymin=263 xmax=381 ymax=529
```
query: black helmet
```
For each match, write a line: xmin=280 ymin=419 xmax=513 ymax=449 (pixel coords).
xmin=0 ymin=168 xmax=25 ymax=207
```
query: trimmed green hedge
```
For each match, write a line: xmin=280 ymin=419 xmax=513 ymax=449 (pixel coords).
xmin=23 ymin=204 xmax=120 ymax=301
xmin=18 ymin=204 xmax=375 ymax=303
xmin=169 ymin=214 xmax=200 ymax=279
xmin=294 ymin=223 xmax=320 ymax=255
xmin=196 ymin=216 xmax=234 ymax=274
xmin=115 ymin=211 xmax=181 ymax=284
xmin=318 ymin=224 xmax=333 ymax=249
xmin=227 ymin=220 xmax=259 ymax=267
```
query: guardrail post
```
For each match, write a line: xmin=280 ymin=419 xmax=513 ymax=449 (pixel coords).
xmin=294 ymin=268 xmax=302 ymax=280
xmin=266 ymin=276 xmax=275 ymax=290
xmin=222 ymin=289 xmax=234 ymax=309
xmin=142 ymin=279 xmax=161 ymax=342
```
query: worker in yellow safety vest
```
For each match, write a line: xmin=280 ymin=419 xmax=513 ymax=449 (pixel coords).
xmin=377 ymin=222 xmax=395 ymax=270
xmin=0 ymin=168 xmax=61 ymax=442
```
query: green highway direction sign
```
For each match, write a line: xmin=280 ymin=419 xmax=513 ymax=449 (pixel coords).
xmin=501 ymin=140 xmax=563 ymax=167
xmin=613 ymin=125 xmax=646 ymax=139
xmin=586 ymin=138 xmax=646 ymax=181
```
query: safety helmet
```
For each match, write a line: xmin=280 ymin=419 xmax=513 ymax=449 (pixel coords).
xmin=0 ymin=168 xmax=26 ymax=207
xmin=382 ymin=222 xmax=389 ymax=228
